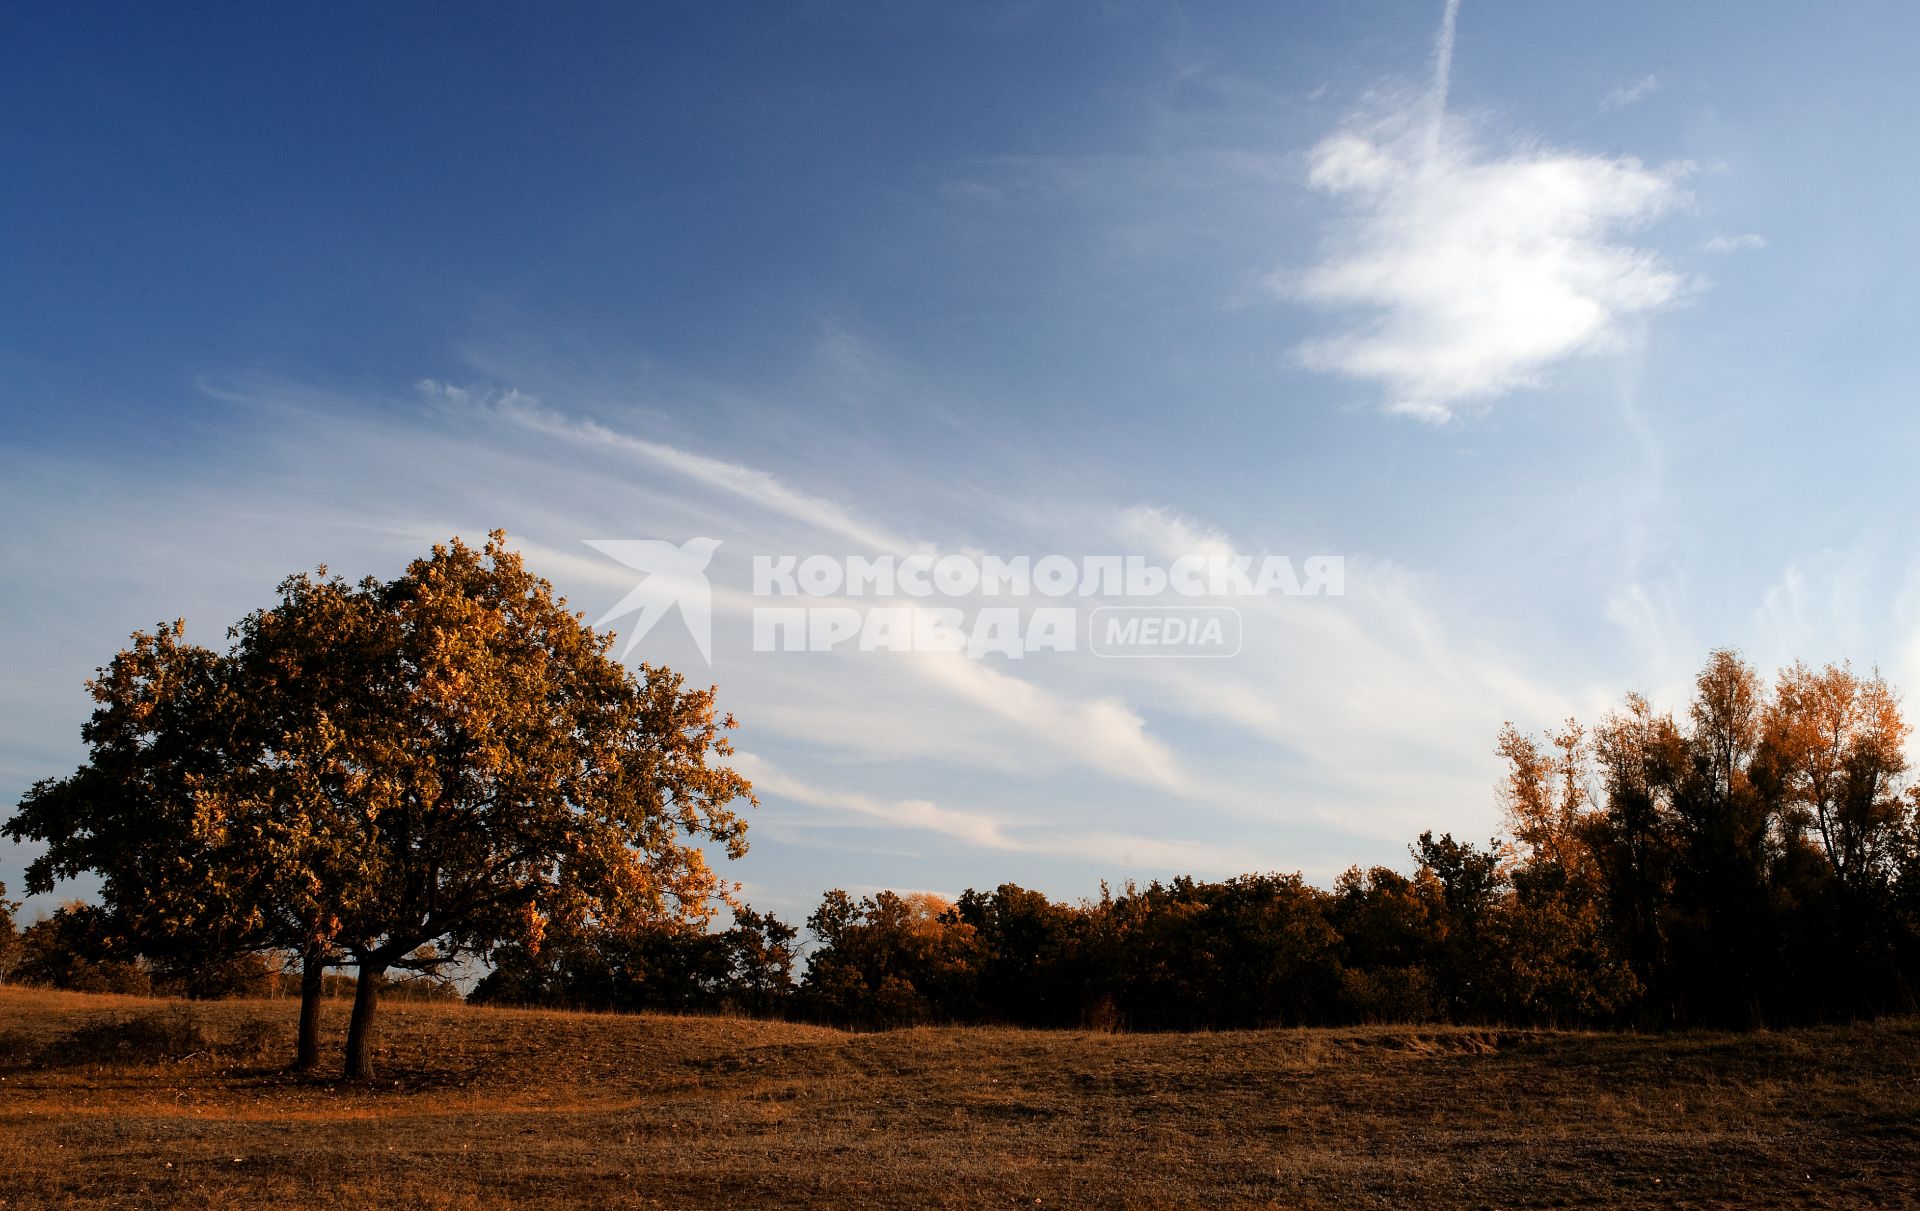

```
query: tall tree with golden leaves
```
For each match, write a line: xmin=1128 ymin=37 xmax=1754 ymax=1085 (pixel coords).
xmin=1495 ymin=716 xmax=1595 ymax=880
xmin=6 ymin=533 xmax=755 ymax=1080
xmin=314 ymin=534 xmax=754 ymax=1078
xmin=1763 ymin=660 xmax=1911 ymax=890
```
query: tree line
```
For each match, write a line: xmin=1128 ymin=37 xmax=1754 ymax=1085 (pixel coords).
xmin=6 ymin=536 xmax=1919 ymax=1053
xmin=474 ymin=648 xmax=1920 ymax=1033
xmin=289 ymin=648 xmax=1920 ymax=1030
xmin=818 ymin=650 xmax=1913 ymax=1031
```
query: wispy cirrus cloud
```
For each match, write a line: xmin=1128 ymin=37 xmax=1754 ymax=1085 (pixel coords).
xmin=1601 ymin=74 xmax=1661 ymax=111
xmin=418 ymin=378 xmax=921 ymax=554
xmin=1287 ymin=3 xmax=1692 ymax=421
xmin=733 ymin=751 xmax=1023 ymax=851
xmin=733 ymin=751 xmax=1264 ymax=875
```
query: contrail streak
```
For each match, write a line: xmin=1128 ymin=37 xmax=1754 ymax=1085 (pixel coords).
xmin=1426 ymin=0 xmax=1462 ymax=167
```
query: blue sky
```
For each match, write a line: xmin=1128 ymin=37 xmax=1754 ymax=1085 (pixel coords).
xmin=6 ymin=2 xmax=1920 ymax=925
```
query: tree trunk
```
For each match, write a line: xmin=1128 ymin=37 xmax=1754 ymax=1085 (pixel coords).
xmin=295 ymin=943 xmax=326 ymax=1071
xmin=343 ymin=960 xmax=384 ymax=1080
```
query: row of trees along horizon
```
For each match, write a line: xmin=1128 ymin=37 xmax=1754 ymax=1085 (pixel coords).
xmin=4 ymin=534 xmax=1920 ymax=1079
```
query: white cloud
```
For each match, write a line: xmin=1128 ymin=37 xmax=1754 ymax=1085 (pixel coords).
xmin=1096 ymin=504 xmax=1578 ymax=840
xmin=1748 ymin=552 xmax=1877 ymax=674
xmin=1702 ymin=232 xmax=1766 ymax=253
xmin=1604 ymin=580 xmax=1699 ymax=707
xmin=1601 ymin=74 xmax=1661 ymax=111
xmin=734 ymin=751 xmax=1022 ymax=851
xmin=1288 ymin=9 xmax=1691 ymax=420
xmin=734 ymin=752 xmax=1262 ymax=875
xmin=1604 ymin=551 xmax=1900 ymax=722
xmin=480 ymin=388 xmax=923 ymax=555
xmin=910 ymin=650 xmax=1190 ymax=792
xmin=1115 ymin=504 xmax=1236 ymax=562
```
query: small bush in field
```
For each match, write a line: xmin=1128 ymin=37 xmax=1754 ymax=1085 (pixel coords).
xmin=30 ymin=1008 xmax=279 ymax=1068
xmin=38 ymin=1011 xmax=211 ymax=1066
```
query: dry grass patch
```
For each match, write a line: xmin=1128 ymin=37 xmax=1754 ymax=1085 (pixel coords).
xmin=1 ymin=986 xmax=1916 ymax=1208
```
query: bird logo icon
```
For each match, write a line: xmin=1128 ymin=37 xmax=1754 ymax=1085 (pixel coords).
xmin=583 ymin=537 xmax=722 ymax=665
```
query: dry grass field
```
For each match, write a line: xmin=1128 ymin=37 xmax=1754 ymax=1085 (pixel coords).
xmin=1 ymin=985 xmax=1916 ymax=1209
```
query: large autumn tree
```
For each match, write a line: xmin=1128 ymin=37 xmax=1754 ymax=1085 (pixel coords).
xmin=6 ymin=533 xmax=755 ymax=1078
xmin=318 ymin=533 xmax=753 ymax=1077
